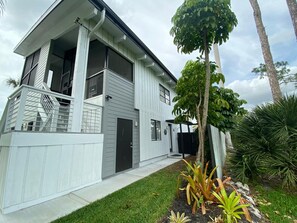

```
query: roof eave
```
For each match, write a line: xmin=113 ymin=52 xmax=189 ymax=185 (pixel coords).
xmin=14 ymin=0 xmax=63 ymax=55
xmin=88 ymin=0 xmax=177 ymax=83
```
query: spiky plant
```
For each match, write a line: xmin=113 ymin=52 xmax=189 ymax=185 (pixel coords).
xmin=230 ymin=95 xmax=297 ymax=188
xmin=168 ymin=211 xmax=191 ymax=223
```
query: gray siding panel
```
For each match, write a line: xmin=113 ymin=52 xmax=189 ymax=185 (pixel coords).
xmin=102 ymin=70 xmax=140 ymax=178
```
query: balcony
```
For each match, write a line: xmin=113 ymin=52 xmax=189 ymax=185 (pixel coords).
xmin=2 ymin=84 xmax=102 ymax=134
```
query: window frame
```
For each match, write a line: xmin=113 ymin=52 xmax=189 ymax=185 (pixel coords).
xmin=85 ymin=71 xmax=104 ymax=99
xmin=21 ymin=49 xmax=41 ymax=86
xmin=107 ymin=48 xmax=133 ymax=82
xmin=159 ymin=84 xmax=171 ymax=105
xmin=151 ymin=119 xmax=161 ymax=141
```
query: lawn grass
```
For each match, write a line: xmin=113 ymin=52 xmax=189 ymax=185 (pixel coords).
xmin=253 ymin=184 xmax=297 ymax=223
xmin=53 ymin=159 xmax=188 ymax=223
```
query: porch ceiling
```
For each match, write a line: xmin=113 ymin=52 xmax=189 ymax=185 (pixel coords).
xmin=14 ymin=0 xmax=95 ymax=56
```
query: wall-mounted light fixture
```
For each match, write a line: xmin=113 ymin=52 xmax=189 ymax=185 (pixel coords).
xmin=105 ymin=95 xmax=113 ymax=101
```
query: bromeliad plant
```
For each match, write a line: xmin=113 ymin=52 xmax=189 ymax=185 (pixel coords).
xmin=178 ymin=160 xmax=224 ymax=214
xmin=213 ymin=179 xmax=251 ymax=223
xmin=168 ymin=210 xmax=191 ymax=223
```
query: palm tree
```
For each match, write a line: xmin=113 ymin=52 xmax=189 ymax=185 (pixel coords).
xmin=6 ymin=77 xmax=20 ymax=88
xmin=286 ymin=0 xmax=297 ymax=40
xmin=249 ymin=0 xmax=282 ymax=102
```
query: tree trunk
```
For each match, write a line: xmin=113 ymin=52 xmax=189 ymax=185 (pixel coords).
xmin=249 ymin=0 xmax=282 ymax=102
xmin=286 ymin=0 xmax=297 ymax=40
xmin=196 ymin=34 xmax=212 ymax=166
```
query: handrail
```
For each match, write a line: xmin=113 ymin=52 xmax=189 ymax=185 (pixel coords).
xmin=83 ymin=101 xmax=103 ymax=108
xmin=8 ymin=84 xmax=74 ymax=101
xmin=4 ymin=84 xmax=102 ymax=133
xmin=41 ymin=82 xmax=60 ymax=105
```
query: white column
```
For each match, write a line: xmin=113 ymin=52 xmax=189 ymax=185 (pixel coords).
xmin=71 ymin=25 xmax=90 ymax=132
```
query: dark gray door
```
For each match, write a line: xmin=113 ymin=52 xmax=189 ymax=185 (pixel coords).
xmin=116 ymin=118 xmax=133 ymax=172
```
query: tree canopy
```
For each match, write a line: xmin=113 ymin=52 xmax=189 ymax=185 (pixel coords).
xmin=170 ymin=0 xmax=238 ymax=54
xmin=252 ymin=61 xmax=297 ymax=89
xmin=173 ymin=59 xmax=247 ymax=132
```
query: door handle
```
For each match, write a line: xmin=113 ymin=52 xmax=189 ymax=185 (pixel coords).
xmin=130 ymin=142 xmax=133 ymax=149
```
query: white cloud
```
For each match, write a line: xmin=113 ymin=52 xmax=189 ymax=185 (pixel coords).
xmin=227 ymin=77 xmax=273 ymax=110
xmin=226 ymin=76 xmax=296 ymax=110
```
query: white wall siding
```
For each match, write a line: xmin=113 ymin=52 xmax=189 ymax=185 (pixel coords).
xmin=35 ymin=41 xmax=51 ymax=88
xmin=134 ymin=60 xmax=179 ymax=162
xmin=0 ymin=132 xmax=103 ymax=213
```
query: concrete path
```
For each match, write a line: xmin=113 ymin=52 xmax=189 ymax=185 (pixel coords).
xmin=0 ymin=157 xmax=181 ymax=223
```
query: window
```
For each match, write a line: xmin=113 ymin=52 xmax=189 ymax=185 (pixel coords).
xmin=21 ymin=49 xmax=40 ymax=86
xmin=87 ymin=40 xmax=106 ymax=77
xmin=86 ymin=72 xmax=103 ymax=98
xmin=159 ymin=84 xmax=170 ymax=105
xmin=108 ymin=48 xmax=133 ymax=82
xmin=86 ymin=40 xmax=106 ymax=99
xmin=151 ymin=119 xmax=161 ymax=141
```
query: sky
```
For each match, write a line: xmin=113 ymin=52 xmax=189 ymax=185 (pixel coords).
xmin=0 ymin=0 xmax=296 ymax=116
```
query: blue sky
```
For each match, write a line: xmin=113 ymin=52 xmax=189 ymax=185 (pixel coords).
xmin=0 ymin=0 xmax=296 ymax=116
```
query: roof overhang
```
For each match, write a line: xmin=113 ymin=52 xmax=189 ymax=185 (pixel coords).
xmin=14 ymin=0 xmax=95 ymax=56
xmin=14 ymin=0 xmax=177 ymax=83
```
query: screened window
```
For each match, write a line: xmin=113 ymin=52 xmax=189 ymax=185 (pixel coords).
xmin=87 ymin=40 xmax=106 ymax=78
xmin=86 ymin=72 xmax=103 ymax=98
xmin=86 ymin=40 xmax=106 ymax=99
xmin=21 ymin=49 xmax=40 ymax=86
xmin=108 ymin=49 xmax=133 ymax=82
xmin=151 ymin=119 xmax=161 ymax=141
xmin=159 ymin=84 xmax=170 ymax=105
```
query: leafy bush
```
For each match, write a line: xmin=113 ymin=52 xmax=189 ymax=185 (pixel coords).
xmin=178 ymin=160 xmax=219 ymax=214
xmin=230 ymin=95 xmax=297 ymax=188
xmin=213 ymin=179 xmax=250 ymax=223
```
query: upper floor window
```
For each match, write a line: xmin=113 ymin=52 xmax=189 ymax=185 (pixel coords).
xmin=21 ymin=49 xmax=40 ymax=86
xmin=159 ymin=84 xmax=170 ymax=105
xmin=151 ymin=119 xmax=161 ymax=141
xmin=86 ymin=40 xmax=106 ymax=99
xmin=108 ymin=48 xmax=133 ymax=82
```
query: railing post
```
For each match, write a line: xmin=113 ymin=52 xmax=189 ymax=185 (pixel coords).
xmin=14 ymin=87 xmax=29 ymax=131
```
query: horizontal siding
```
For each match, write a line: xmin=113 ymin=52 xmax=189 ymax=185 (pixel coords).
xmin=102 ymin=70 xmax=139 ymax=178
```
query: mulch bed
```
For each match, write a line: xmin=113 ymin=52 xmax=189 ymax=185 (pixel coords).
xmin=159 ymin=190 xmax=223 ymax=223
xmin=158 ymin=156 xmax=261 ymax=223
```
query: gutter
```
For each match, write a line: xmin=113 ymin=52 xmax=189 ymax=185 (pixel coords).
xmin=89 ymin=8 xmax=106 ymax=37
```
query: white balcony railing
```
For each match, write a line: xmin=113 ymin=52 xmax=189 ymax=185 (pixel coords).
xmin=82 ymin=102 xmax=103 ymax=133
xmin=3 ymin=85 xmax=103 ymax=134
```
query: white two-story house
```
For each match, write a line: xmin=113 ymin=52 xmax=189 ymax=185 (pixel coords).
xmin=0 ymin=0 xmax=180 ymax=213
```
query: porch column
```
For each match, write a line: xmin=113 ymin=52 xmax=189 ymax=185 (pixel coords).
xmin=71 ymin=25 xmax=90 ymax=132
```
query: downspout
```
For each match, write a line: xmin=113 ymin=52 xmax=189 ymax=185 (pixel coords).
xmin=89 ymin=8 xmax=106 ymax=37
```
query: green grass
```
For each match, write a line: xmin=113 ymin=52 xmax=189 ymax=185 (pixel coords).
xmin=53 ymin=160 xmax=186 ymax=223
xmin=253 ymin=184 xmax=297 ymax=223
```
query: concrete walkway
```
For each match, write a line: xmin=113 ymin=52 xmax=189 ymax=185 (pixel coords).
xmin=0 ymin=157 xmax=181 ymax=223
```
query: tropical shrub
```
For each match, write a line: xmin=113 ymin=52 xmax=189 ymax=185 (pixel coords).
xmin=168 ymin=211 xmax=191 ymax=223
xmin=178 ymin=160 xmax=222 ymax=214
xmin=229 ymin=95 xmax=297 ymax=188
